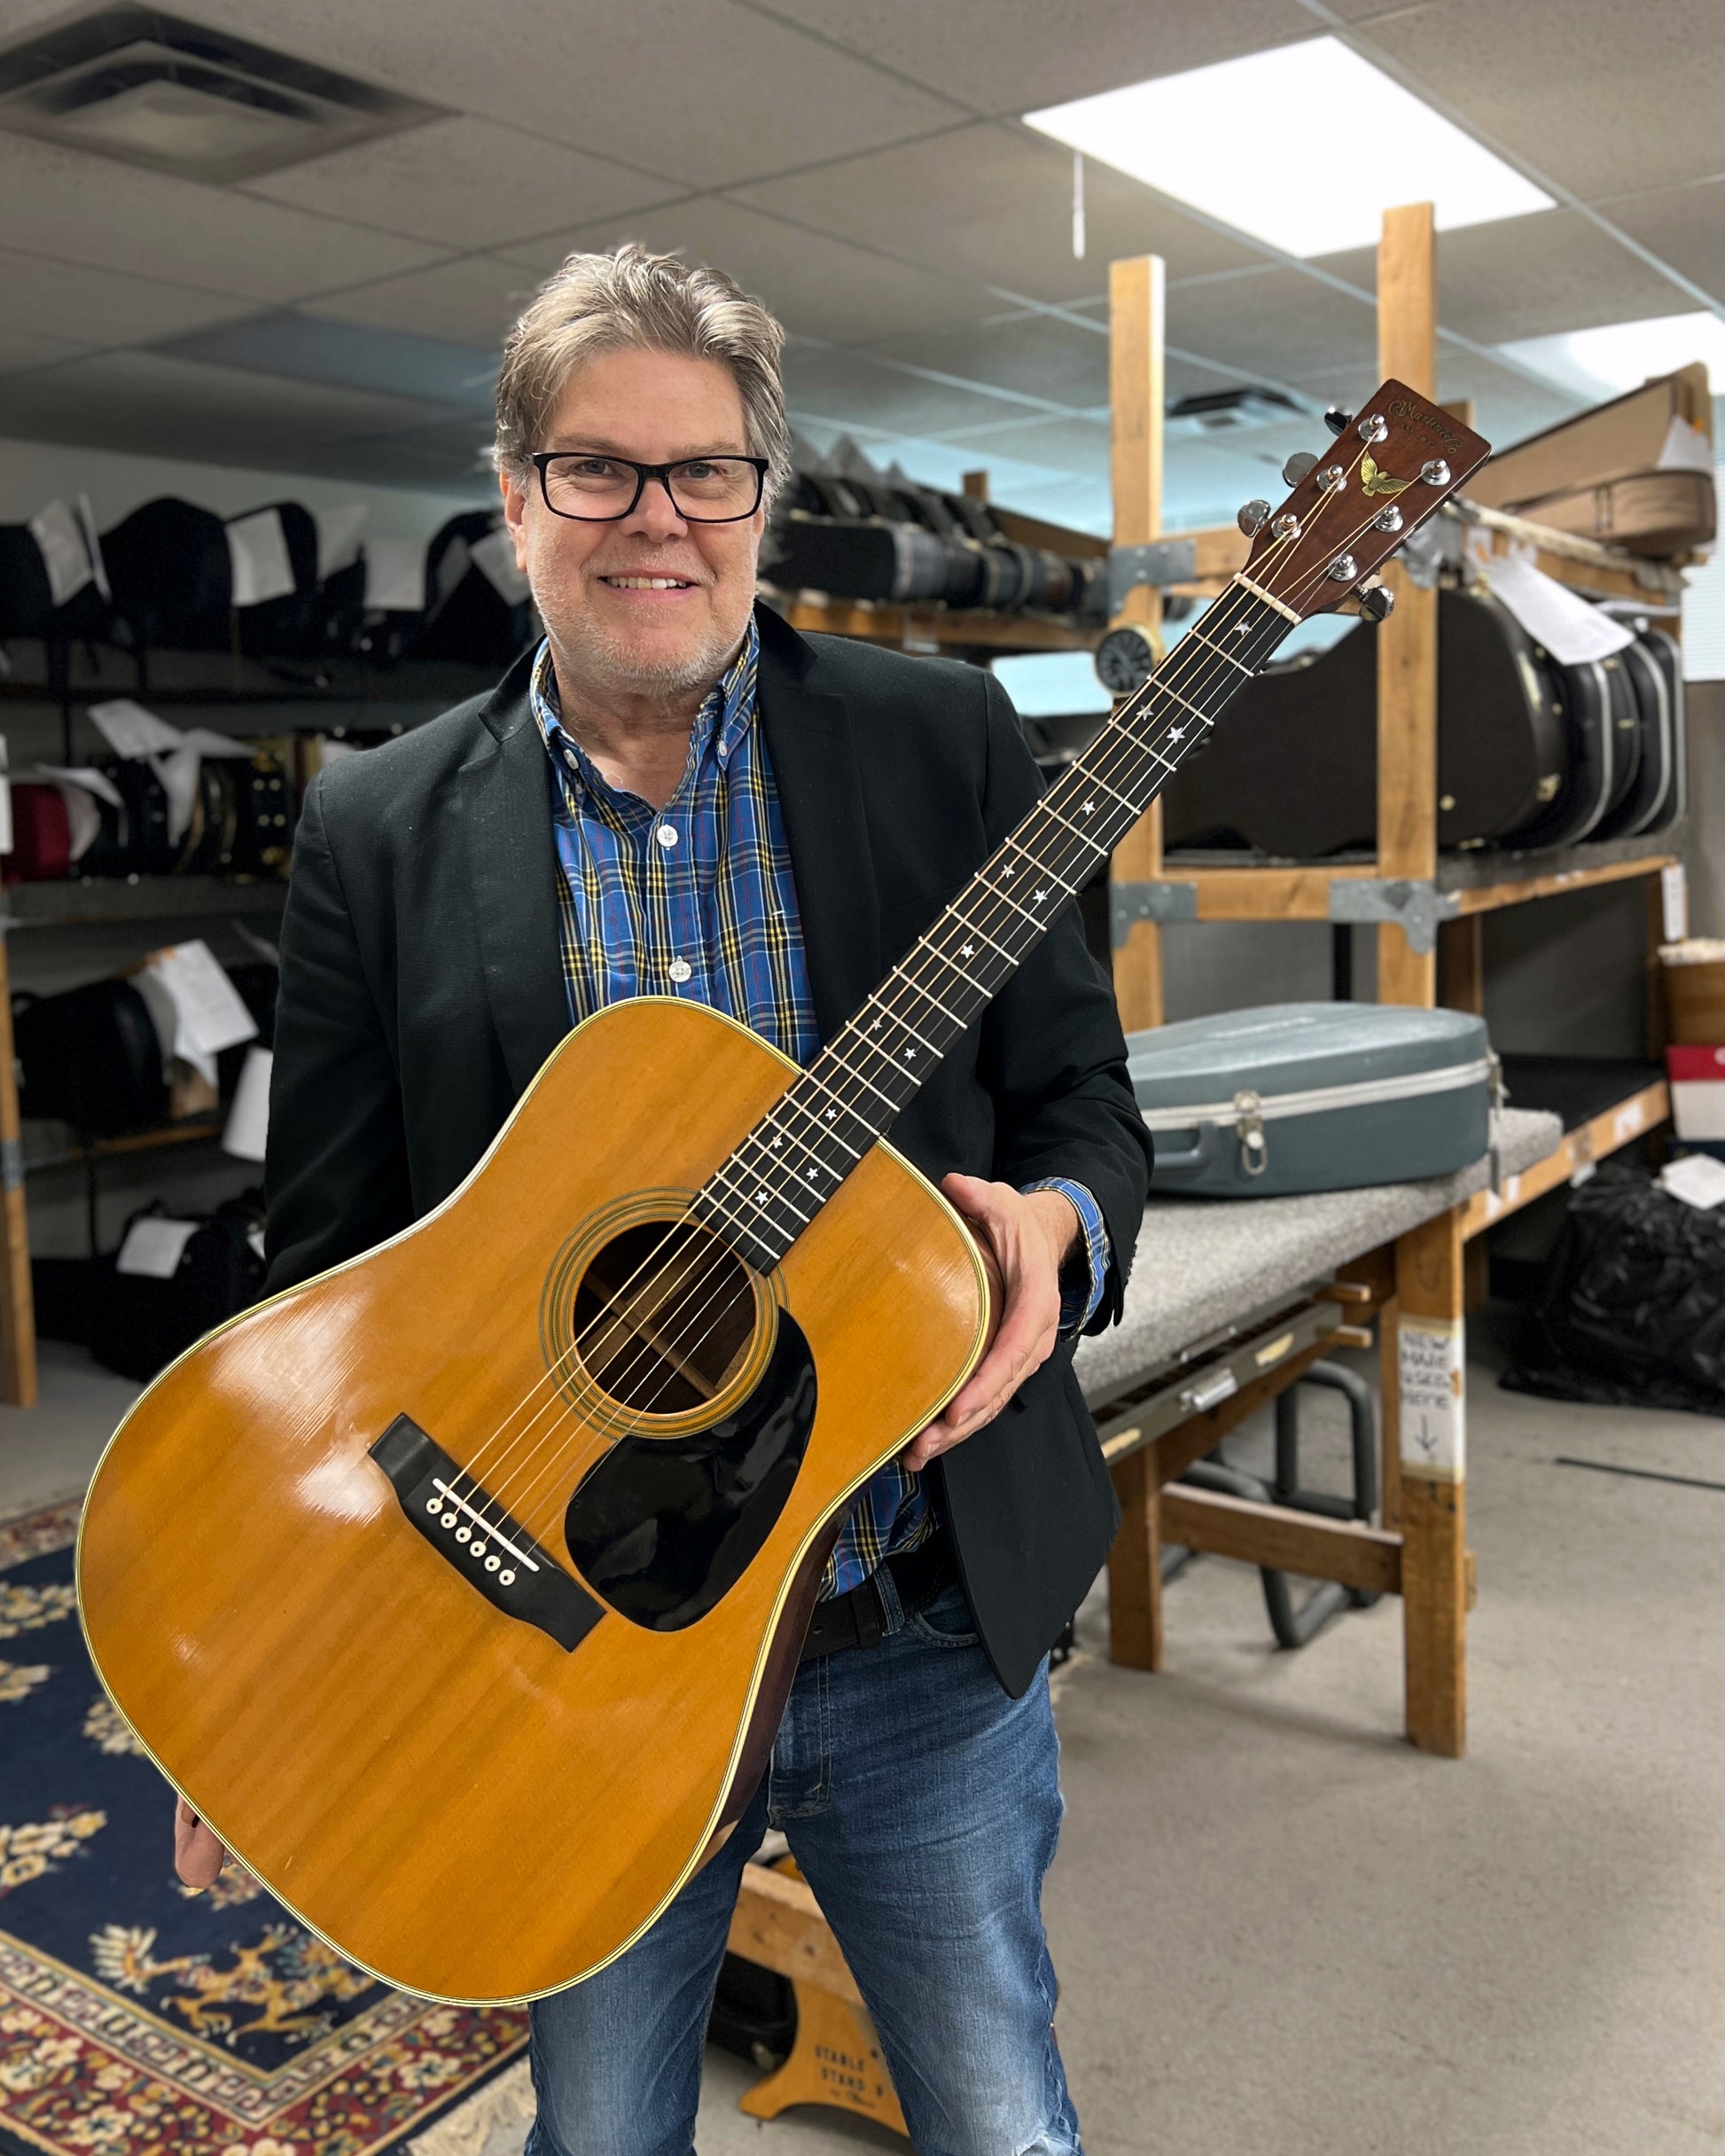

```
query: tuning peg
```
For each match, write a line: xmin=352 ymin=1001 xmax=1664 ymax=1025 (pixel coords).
xmin=1419 ymin=458 xmax=1452 ymax=487
xmin=1237 ymin=498 xmax=1272 ymax=535
xmin=1282 ymin=450 xmax=1318 ymax=487
xmin=1325 ymin=553 xmax=1359 ymax=582
xmin=1357 ymin=579 xmax=1394 ymax=621
xmin=1323 ymin=406 xmax=1353 ymax=436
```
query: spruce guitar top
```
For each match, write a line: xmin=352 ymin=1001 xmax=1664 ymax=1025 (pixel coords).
xmin=77 ymin=385 xmax=1488 ymax=2004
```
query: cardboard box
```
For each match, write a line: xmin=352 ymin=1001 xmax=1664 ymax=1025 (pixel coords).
xmin=1667 ymin=1043 xmax=1725 ymax=1143
xmin=1468 ymin=364 xmax=1714 ymax=512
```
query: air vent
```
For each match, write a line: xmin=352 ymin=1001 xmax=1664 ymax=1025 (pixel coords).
xmin=1166 ymin=387 xmax=1304 ymax=437
xmin=0 ymin=4 xmax=446 ymax=183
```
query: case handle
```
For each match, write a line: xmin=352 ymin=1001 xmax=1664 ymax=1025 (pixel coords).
xmin=1148 ymin=1121 xmax=1222 ymax=1184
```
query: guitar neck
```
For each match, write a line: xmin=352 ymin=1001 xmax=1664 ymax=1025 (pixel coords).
xmin=694 ymin=579 xmax=1296 ymax=1270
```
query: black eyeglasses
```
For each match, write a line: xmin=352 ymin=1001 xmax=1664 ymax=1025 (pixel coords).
xmin=528 ymin=452 xmax=769 ymax=524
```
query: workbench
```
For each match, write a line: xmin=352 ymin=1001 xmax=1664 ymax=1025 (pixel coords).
xmin=1072 ymin=1105 xmax=1568 ymax=1760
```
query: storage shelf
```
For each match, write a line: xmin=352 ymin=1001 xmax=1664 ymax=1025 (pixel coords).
xmin=1461 ymin=1073 xmax=1668 ymax=1238
xmin=767 ymin=590 xmax=1099 ymax=654
xmin=2 ymin=875 xmax=289 ymax=929
xmin=23 ymin=1113 xmax=226 ymax=1176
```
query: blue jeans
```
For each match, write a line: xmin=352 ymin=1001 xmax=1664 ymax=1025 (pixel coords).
xmin=525 ymin=1579 xmax=1081 ymax=2156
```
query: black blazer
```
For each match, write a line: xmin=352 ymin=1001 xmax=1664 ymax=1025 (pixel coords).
xmin=265 ymin=601 xmax=1151 ymax=1696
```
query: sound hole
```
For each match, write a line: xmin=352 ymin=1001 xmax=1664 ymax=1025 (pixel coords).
xmin=571 ymin=1220 xmax=757 ymax=1415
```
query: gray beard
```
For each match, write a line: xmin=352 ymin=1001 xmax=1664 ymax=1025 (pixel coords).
xmin=542 ymin=603 xmax=746 ymax=703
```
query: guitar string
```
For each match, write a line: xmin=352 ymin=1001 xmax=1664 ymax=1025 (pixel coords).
xmin=455 ymin=457 xmax=1401 ymax=1541
xmin=450 ymin=559 xmax=1315 ymax=1547
xmin=481 ymin=461 xmax=1407 ymax=1547
xmin=459 ymin=480 xmax=1388 ymax=1547
xmin=457 ymin=536 xmax=1321 ymax=1531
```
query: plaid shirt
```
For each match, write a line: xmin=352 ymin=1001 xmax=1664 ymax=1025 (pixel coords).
xmin=532 ymin=622 xmax=1109 ymax=1598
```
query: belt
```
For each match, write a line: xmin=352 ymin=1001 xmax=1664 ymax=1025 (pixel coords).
xmin=800 ymin=1528 xmax=956 ymax=1661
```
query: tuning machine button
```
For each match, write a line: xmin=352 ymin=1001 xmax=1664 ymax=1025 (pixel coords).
xmin=1325 ymin=553 xmax=1359 ymax=582
xmin=1270 ymin=512 xmax=1300 ymax=540
xmin=1357 ymin=580 xmax=1394 ymax=621
xmin=1281 ymin=451 xmax=1318 ymax=486
xmin=1323 ymin=405 xmax=1354 ymax=436
xmin=1237 ymin=498 xmax=1272 ymax=535
xmin=1315 ymin=465 xmax=1346 ymax=494
xmin=1357 ymin=412 xmax=1388 ymax=443
xmin=1420 ymin=458 xmax=1452 ymax=486
xmin=1372 ymin=504 xmax=1404 ymax=533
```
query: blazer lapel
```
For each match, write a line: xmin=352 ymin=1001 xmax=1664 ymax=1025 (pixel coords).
xmin=754 ymin=605 xmax=882 ymax=1044
xmin=460 ymin=662 xmax=570 ymax=1098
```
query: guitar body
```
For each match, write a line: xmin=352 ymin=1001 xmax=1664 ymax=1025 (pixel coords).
xmin=77 ymin=997 xmax=987 ymax=2003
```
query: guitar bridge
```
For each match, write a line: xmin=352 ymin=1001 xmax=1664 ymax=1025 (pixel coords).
xmin=369 ymin=1415 xmax=603 ymax=1653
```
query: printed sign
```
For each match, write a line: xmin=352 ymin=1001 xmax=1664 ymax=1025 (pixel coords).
xmin=1398 ymin=1316 xmax=1464 ymax=1481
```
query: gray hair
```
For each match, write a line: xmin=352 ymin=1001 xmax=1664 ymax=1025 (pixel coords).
xmin=495 ymin=242 xmax=791 ymax=505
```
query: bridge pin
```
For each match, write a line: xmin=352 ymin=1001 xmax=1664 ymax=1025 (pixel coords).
xmin=441 ymin=1512 xmax=457 ymax=1528
xmin=471 ymin=1542 xmax=486 ymax=1558
xmin=499 ymin=1569 xmax=516 ymax=1586
xmin=425 ymin=1496 xmax=441 ymax=1513
xmin=485 ymin=1555 xmax=501 ymax=1572
xmin=456 ymin=1525 xmax=471 ymax=1543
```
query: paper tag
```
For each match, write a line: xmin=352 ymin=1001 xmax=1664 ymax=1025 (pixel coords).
xmin=469 ymin=526 xmax=532 ymax=605
xmin=116 ymin=1217 xmax=200 ymax=1279
xmin=175 ymin=726 xmax=253 ymax=757
xmin=316 ymin=502 xmax=368 ymax=582
xmin=226 ymin=509 xmax=297 ymax=608
xmin=27 ymin=498 xmax=94 ymax=607
xmin=1657 ymin=412 xmax=1716 ymax=476
xmin=222 ymin=1045 xmax=272 ymax=1164
xmin=88 ymin=698 xmax=184 ymax=760
xmin=364 ymin=536 xmax=425 ymax=612
xmin=1398 ymin=1316 xmax=1465 ymax=1481
xmin=1570 ymin=1158 xmax=1597 ymax=1187
xmin=1662 ymin=863 xmax=1690 ymax=945
xmin=246 ymin=1223 xmax=267 ymax=1262
xmin=1660 ymin=1152 xmax=1725 ymax=1209
xmin=141 ymin=940 xmax=258 ymax=1087
xmin=1487 ymin=551 xmax=1635 ymax=665
xmin=38 ymin=763 xmax=123 ymax=808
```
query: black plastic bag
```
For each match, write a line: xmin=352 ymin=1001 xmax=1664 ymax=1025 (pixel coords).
xmin=1503 ymin=1163 xmax=1725 ymax=1415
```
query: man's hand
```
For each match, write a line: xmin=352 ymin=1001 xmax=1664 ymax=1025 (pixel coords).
xmin=175 ymin=1797 xmax=228 ymax=1890
xmin=902 ymin=1176 xmax=1080 ymax=1472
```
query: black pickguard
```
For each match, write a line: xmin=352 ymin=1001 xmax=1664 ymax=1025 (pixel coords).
xmin=564 ymin=1310 xmax=817 ymax=1631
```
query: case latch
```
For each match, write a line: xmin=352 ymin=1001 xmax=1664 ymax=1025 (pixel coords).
xmin=1234 ymin=1090 xmax=1268 ymax=1177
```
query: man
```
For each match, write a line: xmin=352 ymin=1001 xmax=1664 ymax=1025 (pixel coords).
xmin=179 ymin=245 xmax=1151 ymax=2156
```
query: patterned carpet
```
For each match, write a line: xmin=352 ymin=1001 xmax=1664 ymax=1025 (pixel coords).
xmin=0 ymin=1499 xmax=530 ymax=2156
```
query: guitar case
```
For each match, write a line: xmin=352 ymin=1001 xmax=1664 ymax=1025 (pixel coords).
xmin=103 ymin=497 xmax=232 ymax=652
xmin=1163 ymin=588 xmax=1567 ymax=855
xmin=1128 ymin=1004 xmax=1493 ymax=1198
xmin=231 ymin=502 xmax=322 ymax=660
xmin=105 ymin=761 xmax=177 ymax=878
xmin=13 ymin=980 xmax=169 ymax=1136
xmin=4 ymin=785 xmax=72 ymax=880
xmin=89 ymin=1192 xmax=267 ymax=1383
xmin=0 ymin=523 xmax=113 ymax=644
xmin=230 ymin=749 xmax=294 ymax=875
xmin=1511 ymin=471 xmax=1715 ymax=558
xmin=412 ymin=512 xmax=532 ymax=667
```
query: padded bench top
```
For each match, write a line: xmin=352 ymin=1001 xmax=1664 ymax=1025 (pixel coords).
xmin=1073 ymin=1105 xmax=1562 ymax=1407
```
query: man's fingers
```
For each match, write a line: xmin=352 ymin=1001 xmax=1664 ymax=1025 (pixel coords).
xmin=174 ymin=1797 xmax=228 ymax=1890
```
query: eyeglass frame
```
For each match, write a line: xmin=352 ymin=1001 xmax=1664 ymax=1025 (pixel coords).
xmin=526 ymin=450 xmax=770 ymax=524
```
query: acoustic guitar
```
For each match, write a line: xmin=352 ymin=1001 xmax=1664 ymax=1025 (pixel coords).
xmin=78 ymin=384 xmax=1488 ymax=2004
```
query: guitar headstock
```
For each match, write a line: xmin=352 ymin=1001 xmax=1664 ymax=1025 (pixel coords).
xmin=1239 ymin=381 xmax=1489 ymax=621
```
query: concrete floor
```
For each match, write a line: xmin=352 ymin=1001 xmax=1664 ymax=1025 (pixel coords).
xmin=6 ymin=1325 xmax=1723 ymax=2155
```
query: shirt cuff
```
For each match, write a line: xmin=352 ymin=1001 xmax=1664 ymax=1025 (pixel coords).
xmin=1020 ymin=1177 xmax=1112 ymax=1338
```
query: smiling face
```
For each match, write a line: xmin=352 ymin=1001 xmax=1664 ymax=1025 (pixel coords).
xmin=501 ymin=344 xmax=765 ymax=706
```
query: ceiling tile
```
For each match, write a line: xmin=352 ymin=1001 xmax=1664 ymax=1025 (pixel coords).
xmin=168 ymin=0 xmax=962 ymax=187
xmin=931 ymin=413 xmax=1112 ymax=480
xmin=1284 ymin=352 xmax=1580 ymax=462
xmin=1596 ymin=177 xmax=1725 ymax=307
xmin=0 ymin=248 xmax=258 ymax=348
xmin=307 ymin=254 xmax=542 ymax=346
xmin=244 ymin=114 xmax=683 ymax=250
xmin=1167 ymin=269 xmax=1378 ymax=388
xmin=159 ymin=312 xmax=497 ymax=408
xmin=501 ymin=199 xmax=993 ymax=344
xmin=0 ymin=352 xmax=457 ymax=467
xmin=1362 ymin=0 xmax=1725 ymax=202
xmin=731 ymin=124 xmax=1267 ymax=309
xmin=855 ymin=312 xmax=1109 ymax=412
xmin=284 ymin=418 xmax=501 ymax=494
xmin=746 ymin=0 xmax=1314 ymax=116
xmin=0 ymin=329 xmax=91 ymax=377
xmin=1313 ymin=209 xmax=1694 ymax=347
xmin=783 ymin=345 xmax=1028 ymax=440
xmin=0 ymin=135 xmax=449 ymax=302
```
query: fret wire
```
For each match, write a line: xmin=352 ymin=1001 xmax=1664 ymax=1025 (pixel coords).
xmin=749 ymin=1098 xmax=862 ymax=1172
xmin=1186 ymin=628 xmax=1254 ymax=675
xmin=999 ymin=832 xmax=1077 ymax=896
xmin=804 ymin=1046 xmax=902 ymax=1114
xmin=705 ymin=1151 xmax=818 ymax=1224
xmin=970 ymin=873 xmax=1054 ymax=933
xmin=895 ymin=972 xmax=968 ymax=1029
xmin=1035 ymin=801 xmax=1109 ymax=857
xmin=934 ymin=910 xmax=1016 ymax=966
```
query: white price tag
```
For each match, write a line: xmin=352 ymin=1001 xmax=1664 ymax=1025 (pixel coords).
xmin=469 ymin=526 xmax=531 ymax=605
xmin=140 ymin=939 xmax=258 ymax=1088
xmin=87 ymin=698 xmax=184 ymax=760
xmin=316 ymin=502 xmax=367 ymax=581
xmin=226 ymin=508 xmax=297 ymax=608
xmin=1398 ymin=1316 xmax=1464 ymax=1481
xmin=222 ymin=1045 xmax=272 ymax=1164
xmin=364 ymin=536 xmax=425 ymax=612
xmin=116 ymin=1217 xmax=199 ymax=1278
xmin=1661 ymin=863 xmax=1689 ymax=946
xmin=27 ymin=498 xmax=94 ymax=607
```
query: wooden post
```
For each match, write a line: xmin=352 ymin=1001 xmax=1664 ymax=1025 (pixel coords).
xmin=1437 ymin=916 xmax=1484 ymax=1015
xmin=1376 ymin=203 xmax=1440 ymax=1010
xmin=1108 ymin=254 xmax=1167 ymax=1032
xmin=1106 ymin=1448 xmax=1162 ymax=1671
xmin=1393 ymin=1208 xmax=1467 ymax=1756
xmin=962 ymin=469 xmax=989 ymax=501
xmin=0 ymin=939 xmax=38 ymax=1407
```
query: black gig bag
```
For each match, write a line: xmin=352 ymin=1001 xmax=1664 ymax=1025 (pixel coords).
xmin=89 ymin=1193 xmax=268 ymax=1381
xmin=12 ymin=979 xmax=169 ymax=1136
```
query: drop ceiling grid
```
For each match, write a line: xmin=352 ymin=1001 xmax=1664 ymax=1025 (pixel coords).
xmin=0 ymin=0 xmax=1719 ymax=516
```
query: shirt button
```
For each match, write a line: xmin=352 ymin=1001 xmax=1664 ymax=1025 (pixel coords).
xmin=656 ymin=824 xmax=677 ymax=848
xmin=562 ymin=749 xmax=577 ymax=770
xmin=667 ymin=957 xmax=692 ymax=984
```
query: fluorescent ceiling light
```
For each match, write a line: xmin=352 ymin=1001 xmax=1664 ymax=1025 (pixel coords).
xmin=1026 ymin=37 xmax=1553 ymax=259
xmin=1498 ymin=312 xmax=1725 ymax=402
